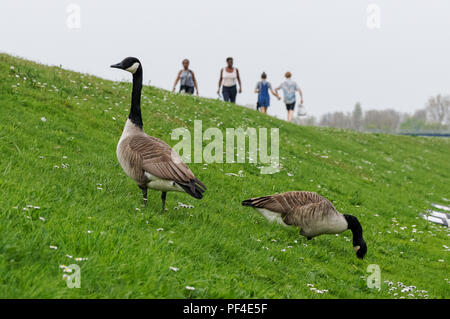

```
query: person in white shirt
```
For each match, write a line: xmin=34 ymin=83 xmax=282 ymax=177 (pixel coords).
xmin=275 ymin=72 xmax=304 ymax=122
xmin=217 ymin=57 xmax=242 ymax=103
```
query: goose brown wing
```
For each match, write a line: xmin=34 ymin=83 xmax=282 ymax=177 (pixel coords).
xmin=282 ymin=199 xmax=338 ymax=226
xmin=128 ymin=134 xmax=196 ymax=184
xmin=242 ymin=191 xmax=328 ymax=214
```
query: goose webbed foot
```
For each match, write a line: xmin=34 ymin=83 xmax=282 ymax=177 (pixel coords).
xmin=307 ymin=236 xmax=312 ymax=240
xmin=161 ymin=192 xmax=167 ymax=213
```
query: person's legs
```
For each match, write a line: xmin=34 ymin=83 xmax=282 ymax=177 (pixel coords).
xmin=229 ymin=85 xmax=237 ymax=103
xmin=222 ymin=86 xmax=231 ymax=102
xmin=180 ymin=85 xmax=194 ymax=94
xmin=288 ymin=110 xmax=294 ymax=121
xmin=285 ymin=102 xmax=295 ymax=121
xmin=185 ymin=86 xmax=194 ymax=94
xmin=264 ymin=96 xmax=270 ymax=113
xmin=259 ymin=96 xmax=269 ymax=113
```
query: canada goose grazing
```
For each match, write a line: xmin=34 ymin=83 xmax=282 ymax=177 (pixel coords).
xmin=110 ymin=57 xmax=206 ymax=212
xmin=242 ymin=191 xmax=367 ymax=259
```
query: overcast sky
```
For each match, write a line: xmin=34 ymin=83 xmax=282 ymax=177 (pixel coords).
xmin=1 ymin=0 xmax=449 ymax=120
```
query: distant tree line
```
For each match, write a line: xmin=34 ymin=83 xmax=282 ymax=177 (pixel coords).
xmin=294 ymin=94 xmax=450 ymax=133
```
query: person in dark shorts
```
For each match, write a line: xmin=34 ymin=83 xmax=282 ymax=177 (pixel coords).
xmin=254 ymin=72 xmax=280 ymax=114
xmin=173 ymin=59 xmax=199 ymax=95
xmin=217 ymin=57 xmax=242 ymax=103
xmin=275 ymin=72 xmax=304 ymax=122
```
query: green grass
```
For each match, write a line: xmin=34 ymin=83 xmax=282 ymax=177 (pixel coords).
xmin=0 ymin=53 xmax=449 ymax=299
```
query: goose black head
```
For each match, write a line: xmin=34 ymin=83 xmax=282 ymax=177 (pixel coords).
xmin=344 ymin=214 xmax=367 ymax=259
xmin=354 ymin=238 xmax=367 ymax=259
xmin=110 ymin=57 xmax=141 ymax=74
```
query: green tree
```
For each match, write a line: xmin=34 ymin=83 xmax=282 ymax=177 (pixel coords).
xmin=352 ymin=102 xmax=363 ymax=131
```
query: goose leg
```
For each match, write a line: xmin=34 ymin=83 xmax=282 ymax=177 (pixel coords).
xmin=161 ymin=192 xmax=167 ymax=213
xmin=141 ymin=187 xmax=148 ymax=206
xmin=300 ymin=229 xmax=312 ymax=240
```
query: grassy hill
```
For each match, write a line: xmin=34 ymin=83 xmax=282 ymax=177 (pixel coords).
xmin=0 ymin=53 xmax=449 ymax=299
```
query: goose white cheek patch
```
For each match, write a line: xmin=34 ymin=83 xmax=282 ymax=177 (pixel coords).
xmin=126 ymin=62 xmax=140 ymax=74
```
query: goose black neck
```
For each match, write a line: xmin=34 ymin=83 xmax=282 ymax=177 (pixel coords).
xmin=129 ymin=68 xmax=143 ymax=129
xmin=344 ymin=214 xmax=363 ymax=246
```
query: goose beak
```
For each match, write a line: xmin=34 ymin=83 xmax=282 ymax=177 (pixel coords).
xmin=110 ymin=62 xmax=123 ymax=69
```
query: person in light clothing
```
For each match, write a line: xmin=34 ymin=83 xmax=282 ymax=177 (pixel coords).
xmin=173 ymin=59 xmax=199 ymax=95
xmin=254 ymin=72 xmax=280 ymax=114
xmin=275 ymin=72 xmax=304 ymax=122
xmin=217 ymin=57 xmax=242 ymax=103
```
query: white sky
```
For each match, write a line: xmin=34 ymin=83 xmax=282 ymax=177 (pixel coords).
xmin=1 ymin=0 xmax=449 ymax=120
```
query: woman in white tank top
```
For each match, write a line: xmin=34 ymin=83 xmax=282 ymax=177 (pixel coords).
xmin=222 ymin=68 xmax=237 ymax=87
xmin=217 ymin=57 xmax=242 ymax=103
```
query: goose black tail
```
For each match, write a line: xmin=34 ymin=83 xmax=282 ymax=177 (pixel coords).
xmin=177 ymin=178 xmax=206 ymax=199
xmin=242 ymin=196 xmax=271 ymax=207
xmin=242 ymin=199 xmax=256 ymax=207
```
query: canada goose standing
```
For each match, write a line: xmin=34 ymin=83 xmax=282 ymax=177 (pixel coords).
xmin=111 ymin=57 xmax=206 ymax=212
xmin=242 ymin=191 xmax=367 ymax=259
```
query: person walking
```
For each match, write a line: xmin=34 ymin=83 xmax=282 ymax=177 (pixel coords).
xmin=275 ymin=72 xmax=304 ymax=122
xmin=173 ymin=59 xmax=199 ymax=95
xmin=217 ymin=57 xmax=242 ymax=103
xmin=255 ymin=72 xmax=280 ymax=114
